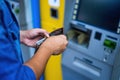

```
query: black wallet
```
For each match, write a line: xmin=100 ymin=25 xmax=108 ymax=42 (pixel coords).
xmin=35 ymin=28 xmax=63 ymax=52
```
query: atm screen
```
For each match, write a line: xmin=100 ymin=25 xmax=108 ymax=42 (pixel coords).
xmin=77 ymin=0 xmax=120 ymax=33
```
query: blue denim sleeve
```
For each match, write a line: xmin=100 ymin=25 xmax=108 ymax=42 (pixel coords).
xmin=0 ymin=0 xmax=36 ymax=80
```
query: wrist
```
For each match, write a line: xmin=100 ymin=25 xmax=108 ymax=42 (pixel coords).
xmin=36 ymin=45 xmax=52 ymax=57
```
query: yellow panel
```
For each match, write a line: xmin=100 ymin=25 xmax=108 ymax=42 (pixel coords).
xmin=40 ymin=0 xmax=65 ymax=80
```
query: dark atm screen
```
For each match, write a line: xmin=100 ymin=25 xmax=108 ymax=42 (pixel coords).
xmin=77 ymin=0 xmax=120 ymax=33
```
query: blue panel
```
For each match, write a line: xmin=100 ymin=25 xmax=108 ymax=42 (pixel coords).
xmin=31 ymin=0 xmax=41 ymax=28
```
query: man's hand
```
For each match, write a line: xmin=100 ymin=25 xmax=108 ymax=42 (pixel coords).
xmin=20 ymin=29 xmax=49 ymax=47
xmin=39 ymin=35 xmax=68 ymax=55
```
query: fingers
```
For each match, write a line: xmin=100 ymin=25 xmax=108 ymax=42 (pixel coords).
xmin=33 ymin=28 xmax=49 ymax=38
xmin=40 ymin=29 xmax=49 ymax=38
xmin=57 ymin=35 xmax=68 ymax=46
xmin=44 ymin=33 xmax=49 ymax=38
xmin=53 ymin=35 xmax=68 ymax=55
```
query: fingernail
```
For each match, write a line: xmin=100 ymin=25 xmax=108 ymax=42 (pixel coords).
xmin=46 ymin=34 xmax=49 ymax=37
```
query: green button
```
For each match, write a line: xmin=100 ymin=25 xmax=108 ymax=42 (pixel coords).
xmin=104 ymin=39 xmax=116 ymax=49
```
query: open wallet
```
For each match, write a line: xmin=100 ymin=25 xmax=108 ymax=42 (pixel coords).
xmin=35 ymin=28 xmax=63 ymax=52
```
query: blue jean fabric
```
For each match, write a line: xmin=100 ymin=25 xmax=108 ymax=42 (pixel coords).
xmin=0 ymin=0 xmax=36 ymax=80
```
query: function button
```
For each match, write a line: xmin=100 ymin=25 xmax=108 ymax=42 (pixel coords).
xmin=73 ymin=10 xmax=77 ymax=14
xmin=74 ymin=5 xmax=79 ymax=9
xmin=76 ymin=0 xmax=79 ymax=3
xmin=72 ymin=15 xmax=76 ymax=20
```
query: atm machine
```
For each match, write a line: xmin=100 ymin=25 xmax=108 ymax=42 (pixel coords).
xmin=62 ymin=0 xmax=120 ymax=80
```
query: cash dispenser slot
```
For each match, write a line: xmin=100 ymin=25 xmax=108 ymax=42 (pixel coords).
xmin=67 ymin=22 xmax=91 ymax=48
